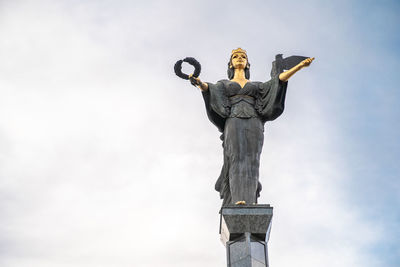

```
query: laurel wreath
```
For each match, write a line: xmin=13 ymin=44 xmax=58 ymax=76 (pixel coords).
xmin=174 ymin=57 xmax=201 ymax=81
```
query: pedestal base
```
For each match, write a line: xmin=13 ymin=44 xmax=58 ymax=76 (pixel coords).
xmin=219 ymin=205 xmax=273 ymax=267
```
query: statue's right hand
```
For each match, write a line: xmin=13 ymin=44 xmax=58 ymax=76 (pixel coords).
xmin=188 ymin=74 xmax=201 ymax=86
xmin=188 ymin=74 xmax=208 ymax=91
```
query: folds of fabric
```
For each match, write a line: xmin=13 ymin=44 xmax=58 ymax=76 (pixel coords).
xmin=202 ymin=76 xmax=288 ymax=205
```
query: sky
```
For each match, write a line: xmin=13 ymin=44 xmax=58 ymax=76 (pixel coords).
xmin=0 ymin=0 xmax=399 ymax=266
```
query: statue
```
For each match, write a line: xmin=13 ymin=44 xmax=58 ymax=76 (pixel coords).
xmin=175 ymin=48 xmax=314 ymax=206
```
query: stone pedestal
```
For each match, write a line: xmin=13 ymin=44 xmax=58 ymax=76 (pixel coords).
xmin=219 ymin=205 xmax=273 ymax=267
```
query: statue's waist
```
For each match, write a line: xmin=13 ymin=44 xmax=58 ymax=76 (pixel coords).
xmin=229 ymin=95 xmax=255 ymax=105
xmin=228 ymin=95 xmax=258 ymax=118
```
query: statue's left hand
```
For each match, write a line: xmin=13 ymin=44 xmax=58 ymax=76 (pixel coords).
xmin=279 ymin=57 xmax=315 ymax=82
xmin=299 ymin=57 xmax=315 ymax=68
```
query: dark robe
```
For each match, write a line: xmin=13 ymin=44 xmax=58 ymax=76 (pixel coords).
xmin=202 ymin=76 xmax=288 ymax=206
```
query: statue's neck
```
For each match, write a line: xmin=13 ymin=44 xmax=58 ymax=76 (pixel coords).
xmin=233 ymin=69 xmax=246 ymax=80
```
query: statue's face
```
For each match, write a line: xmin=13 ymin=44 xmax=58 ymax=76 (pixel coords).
xmin=231 ymin=52 xmax=248 ymax=69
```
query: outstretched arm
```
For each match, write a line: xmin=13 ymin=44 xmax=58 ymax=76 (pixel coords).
xmin=279 ymin=57 xmax=315 ymax=82
xmin=188 ymin=74 xmax=208 ymax=91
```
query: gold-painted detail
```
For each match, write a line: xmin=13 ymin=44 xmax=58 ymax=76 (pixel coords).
xmin=231 ymin=47 xmax=247 ymax=57
xmin=278 ymin=57 xmax=315 ymax=82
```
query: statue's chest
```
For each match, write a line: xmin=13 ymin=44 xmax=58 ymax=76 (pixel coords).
xmin=225 ymin=81 xmax=258 ymax=97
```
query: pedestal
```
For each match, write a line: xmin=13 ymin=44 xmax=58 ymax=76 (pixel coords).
xmin=219 ymin=205 xmax=273 ymax=267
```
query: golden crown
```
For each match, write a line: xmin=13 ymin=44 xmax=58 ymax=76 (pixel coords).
xmin=231 ymin=48 xmax=247 ymax=57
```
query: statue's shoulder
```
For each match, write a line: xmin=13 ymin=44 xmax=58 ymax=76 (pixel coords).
xmin=209 ymin=79 xmax=229 ymax=90
xmin=251 ymin=80 xmax=274 ymax=90
xmin=249 ymin=81 xmax=263 ymax=89
xmin=217 ymin=79 xmax=230 ymax=86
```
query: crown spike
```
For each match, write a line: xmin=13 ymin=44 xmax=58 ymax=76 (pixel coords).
xmin=231 ymin=48 xmax=247 ymax=57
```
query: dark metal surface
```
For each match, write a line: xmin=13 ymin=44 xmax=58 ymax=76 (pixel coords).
xmin=174 ymin=57 xmax=201 ymax=83
xmin=176 ymin=53 xmax=306 ymax=206
xmin=270 ymin=54 xmax=308 ymax=77
xmin=204 ymin=77 xmax=287 ymax=205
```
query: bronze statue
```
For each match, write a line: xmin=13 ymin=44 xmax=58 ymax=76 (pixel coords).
xmin=178 ymin=48 xmax=314 ymax=206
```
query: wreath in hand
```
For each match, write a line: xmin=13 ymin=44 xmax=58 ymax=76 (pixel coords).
xmin=174 ymin=57 xmax=201 ymax=85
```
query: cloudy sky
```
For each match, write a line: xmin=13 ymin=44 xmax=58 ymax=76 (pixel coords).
xmin=0 ymin=0 xmax=399 ymax=266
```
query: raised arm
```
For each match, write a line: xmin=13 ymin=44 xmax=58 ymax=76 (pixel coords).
xmin=279 ymin=57 xmax=315 ymax=82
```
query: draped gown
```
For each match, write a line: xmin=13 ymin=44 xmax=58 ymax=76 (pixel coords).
xmin=202 ymin=76 xmax=288 ymax=206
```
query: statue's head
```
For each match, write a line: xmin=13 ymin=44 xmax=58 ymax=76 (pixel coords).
xmin=227 ymin=48 xmax=250 ymax=79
